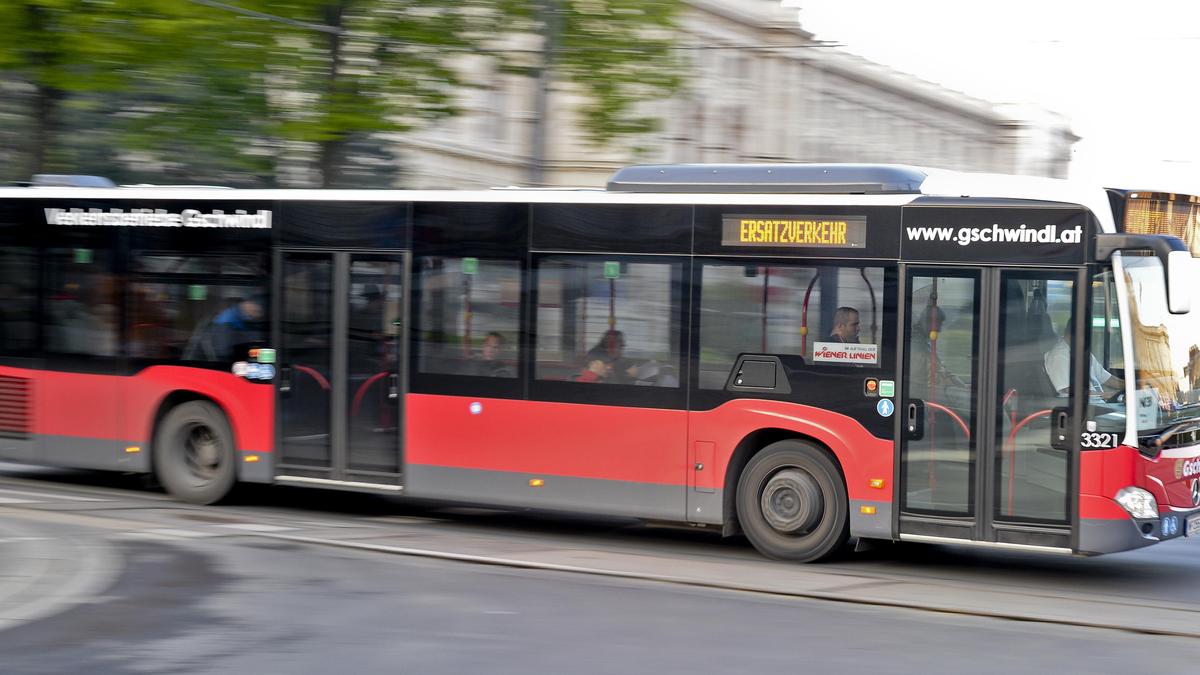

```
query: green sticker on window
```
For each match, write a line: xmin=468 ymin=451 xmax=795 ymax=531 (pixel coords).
xmin=879 ymin=380 xmax=895 ymax=398
xmin=462 ymin=257 xmax=479 ymax=275
xmin=74 ymin=248 xmax=93 ymax=264
xmin=188 ymin=284 xmax=207 ymax=301
xmin=603 ymin=261 xmax=621 ymax=279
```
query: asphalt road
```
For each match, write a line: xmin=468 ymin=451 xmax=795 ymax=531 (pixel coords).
xmin=1 ymin=463 xmax=1199 ymax=673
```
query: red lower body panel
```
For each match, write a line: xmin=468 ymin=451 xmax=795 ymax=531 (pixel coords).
xmin=405 ymin=394 xmax=892 ymax=527
xmin=0 ymin=365 xmax=273 ymax=471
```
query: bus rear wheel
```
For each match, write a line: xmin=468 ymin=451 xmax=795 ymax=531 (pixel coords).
xmin=736 ymin=440 xmax=848 ymax=562
xmin=154 ymin=401 xmax=236 ymax=505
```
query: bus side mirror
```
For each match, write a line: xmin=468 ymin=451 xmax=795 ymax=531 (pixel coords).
xmin=1095 ymin=233 xmax=1192 ymax=315
xmin=1166 ymin=250 xmax=1193 ymax=314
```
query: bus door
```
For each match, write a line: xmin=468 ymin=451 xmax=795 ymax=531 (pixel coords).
xmin=275 ymin=250 xmax=409 ymax=487
xmin=898 ymin=267 xmax=1084 ymax=548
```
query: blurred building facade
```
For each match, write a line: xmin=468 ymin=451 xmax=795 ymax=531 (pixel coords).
xmin=394 ymin=0 xmax=1077 ymax=189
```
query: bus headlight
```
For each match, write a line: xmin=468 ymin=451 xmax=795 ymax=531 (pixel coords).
xmin=1114 ymin=487 xmax=1159 ymax=519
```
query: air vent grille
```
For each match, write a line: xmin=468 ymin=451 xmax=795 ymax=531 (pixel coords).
xmin=0 ymin=375 xmax=32 ymax=440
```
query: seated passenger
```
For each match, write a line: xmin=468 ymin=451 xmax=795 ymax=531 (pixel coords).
xmin=214 ymin=298 xmax=264 ymax=352
xmin=1044 ymin=316 xmax=1123 ymax=398
xmin=185 ymin=297 xmax=265 ymax=362
xmin=827 ymin=306 xmax=860 ymax=343
xmin=585 ymin=329 xmax=639 ymax=384
xmin=467 ymin=331 xmax=515 ymax=377
xmin=576 ymin=355 xmax=611 ymax=383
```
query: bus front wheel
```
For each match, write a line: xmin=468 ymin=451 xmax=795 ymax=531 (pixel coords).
xmin=154 ymin=401 xmax=237 ymax=505
xmin=736 ymin=440 xmax=848 ymax=562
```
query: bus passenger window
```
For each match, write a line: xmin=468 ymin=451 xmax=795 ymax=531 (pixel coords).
xmin=416 ymin=257 xmax=520 ymax=378
xmin=697 ymin=263 xmax=884 ymax=389
xmin=130 ymin=284 xmax=266 ymax=362
xmin=0 ymin=248 xmax=37 ymax=354
xmin=45 ymin=249 xmax=119 ymax=357
xmin=535 ymin=256 xmax=682 ymax=387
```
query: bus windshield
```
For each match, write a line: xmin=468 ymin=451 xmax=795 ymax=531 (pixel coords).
xmin=1120 ymin=254 xmax=1200 ymax=433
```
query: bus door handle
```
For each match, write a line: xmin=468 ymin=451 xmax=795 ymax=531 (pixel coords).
xmin=905 ymin=400 xmax=925 ymax=440
xmin=387 ymin=373 xmax=399 ymax=400
xmin=279 ymin=366 xmax=292 ymax=395
xmin=1051 ymin=407 xmax=1070 ymax=450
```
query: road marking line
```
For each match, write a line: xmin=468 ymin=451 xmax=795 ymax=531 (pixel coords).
xmin=144 ymin=529 xmax=219 ymax=539
xmin=0 ymin=488 xmax=107 ymax=502
xmin=217 ymin=523 xmax=295 ymax=532
xmin=296 ymin=520 xmax=379 ymax=529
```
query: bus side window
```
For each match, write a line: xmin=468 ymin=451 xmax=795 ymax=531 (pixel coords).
xmin=534 ymin=256 xmax=683 ymax=387
xmin=122 ymin=251 xmax=269 ymax=363
xmin=130 ymin=284 xmax=266 ymax=362
xmin=45 ymin=248 xmax=119 ymax=357
xmin=697 ymin=263 xmax=884 ymax=389
xmin=415 ymin=256 xmax=521 ymax=379
xmin=0 ymin=247 xmax=37 ymax=354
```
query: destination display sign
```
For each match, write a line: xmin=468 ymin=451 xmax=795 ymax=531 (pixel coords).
xmin=722 ymin=214 xmax=868 ymax=249
xmin=1124 ymin=192 xmax=1200 ymax=255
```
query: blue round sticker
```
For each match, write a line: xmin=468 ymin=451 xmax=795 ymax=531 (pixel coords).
xmin=877 ymin=399 xmax=895 ymax=418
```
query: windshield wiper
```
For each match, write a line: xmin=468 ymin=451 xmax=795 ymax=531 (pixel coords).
xmin=1143 ymin=416 xmax=1200 ymax=452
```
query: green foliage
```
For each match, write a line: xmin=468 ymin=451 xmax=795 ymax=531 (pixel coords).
xmin=490 ymin=0 xmax=684 ymax=144
xmin=552 ymin=0 xmax=684 ymax=143
xmin=0 ymin=0 xmax=685 ymax=186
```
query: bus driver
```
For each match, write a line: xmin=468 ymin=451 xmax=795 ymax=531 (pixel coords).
xmin=1044 ymin=316 xmax=1123 ymax=398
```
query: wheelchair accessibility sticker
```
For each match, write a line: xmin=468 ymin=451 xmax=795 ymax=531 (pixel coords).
xmin=876 ymin=399 xmax=895 ymax=418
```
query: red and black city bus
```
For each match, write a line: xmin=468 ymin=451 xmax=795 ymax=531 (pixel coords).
xmin=1 ymin=164 xmax=1198 ymax=562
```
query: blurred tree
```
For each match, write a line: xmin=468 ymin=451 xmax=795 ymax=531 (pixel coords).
xmin=0 ymin=0 xmax=684 ymax=187
xmin=256 ymin=0 xmax=477 ymax=187
xmin=0 ymin=0 xmax=261 ymax=181
xmin=253 ymin=0 xmax=684 ymax=187
xmin=494 ymin=0 xmax=683 ymax=144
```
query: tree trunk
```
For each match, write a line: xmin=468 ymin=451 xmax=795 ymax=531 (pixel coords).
xmin=26 ymin=84 xmax=61 ymax=178
xmin=23 ymin=2 xmax=60 ymax=179
xmin=317 ymin=1 xmax=348 ymax=188
xmin=318 ymin=137 xmax=345 ymax=188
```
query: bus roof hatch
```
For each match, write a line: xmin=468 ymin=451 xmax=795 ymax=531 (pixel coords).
xmin=606 ymin=164 xmax=928 ymax=194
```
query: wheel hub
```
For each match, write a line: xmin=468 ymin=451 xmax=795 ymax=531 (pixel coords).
xmin=760 ymin=468 xmax=823 ymax=534
xmin=184 ymin=425 xmax=222 ymax=480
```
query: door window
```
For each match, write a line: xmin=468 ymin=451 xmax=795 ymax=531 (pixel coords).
xmin=279 ymin=256 xmax=333 ymax=468
xmin=903 ymin=273 xmax=979 ymax=516
xmin=994 ymin=273 xmax=1073 ymax=523
xmin=347 ymin=258 xmax=403 ymax=473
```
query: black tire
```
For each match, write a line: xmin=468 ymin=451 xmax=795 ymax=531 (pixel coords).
xmin=154 ymin=401 xmax=237 ymax=505
xmin=736 ymin=440 xmax=848 ymax=562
